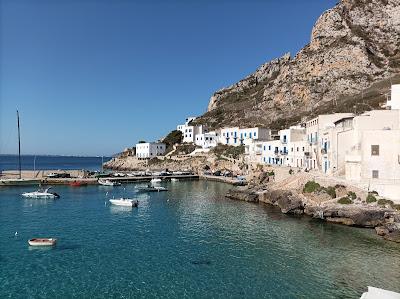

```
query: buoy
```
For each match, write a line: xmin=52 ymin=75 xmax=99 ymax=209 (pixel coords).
xmin=104 ymin=201 xmax=107 ymax=206
xmin=15 ymin=231 xmax=18 ymax=236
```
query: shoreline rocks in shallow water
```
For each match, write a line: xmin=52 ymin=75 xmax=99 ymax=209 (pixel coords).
xmin=226 ymin=185 xmax=400 ymax=242
xmin=259 ymin=189 xmax=305 ymax=215
xmin=225 ymin=187 xmax=259 ymax=203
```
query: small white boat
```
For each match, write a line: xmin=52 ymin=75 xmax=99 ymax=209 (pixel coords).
xmin=151 ymin=178 xmax=162 ymax=184
xmin=109 ymin=198 xmax=138 ymax=207
xmin=28 ymin=238 xmax=57 ymax=246
xmin=22 ymin=187 xmax=60 ymax=199
xmin=98 ymin=179 xmax=121 ymax=186
xmin=171 ymin=178 xmax=179 ymax=182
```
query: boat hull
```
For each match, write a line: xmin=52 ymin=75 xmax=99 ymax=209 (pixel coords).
xmin=109 ymin=199 xmax=138 ymax=207
xmin=22 ymin=193 xmax=58 ymax=199
xmin=28 ymin=238 xmax=57 ymax=246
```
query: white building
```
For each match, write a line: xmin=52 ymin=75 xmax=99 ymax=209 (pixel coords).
xmin=304 ymin=113 xmax=354 ymax=171
xmin=195 ymin=131 xmax=217 ymax=149
xmin=342 ymin=109 xmax=400 ymax=201
xmin=259 ymin=126 xmax=307 ymax=167
xmin=219 ymin=127 xmax=271 ymax=147
xmin=135 ymin=142 xmax=166 ymax=159
xmin=177 ymin=117 xmax=201 ymax=143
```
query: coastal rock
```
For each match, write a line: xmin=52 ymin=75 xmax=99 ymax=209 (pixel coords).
xmin=225 ymin=187 xmax=259 ymax=203
xmin=375 ymin=226 xmax=389 ymax=236
xmin=196 ymin=0 xmax=400 ymax=130
xmin=259 ymin=190 xmax=305 ymax=215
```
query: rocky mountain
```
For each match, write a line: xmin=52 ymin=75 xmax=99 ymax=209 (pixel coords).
xmin=195 ymin=0 xmax=400 ymax=130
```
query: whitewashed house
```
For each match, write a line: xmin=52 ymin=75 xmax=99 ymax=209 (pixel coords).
xmin=342 ymin=110 xmax=400 ymax=201
xmin=304 ymin=113 xmax=354 ymax=171
xmin=195 ymin=131 xmax=217 ymax=149
xmin=177 ymin=117 xmax=205 ymax=143
xmin=261 ymin=139 xmax=282 ymax=165
xmin=219 ymin=127 xmax=271 ymax=147
xmin=259 ymin=126 xmax=306 ymax=167
xmin=136 ymin=142 xmax=166 ymax=159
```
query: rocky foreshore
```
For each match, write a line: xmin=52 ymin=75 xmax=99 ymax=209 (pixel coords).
xmin=226 ymin=185 xmax=400 ymax=243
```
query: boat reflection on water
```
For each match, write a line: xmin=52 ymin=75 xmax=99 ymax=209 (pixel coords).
xmin=109 ymin=204 xmax=135 ymax=214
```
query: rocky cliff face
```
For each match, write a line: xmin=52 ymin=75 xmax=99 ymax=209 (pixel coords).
xmin=197 ymin=0 xmax=400 ymax=129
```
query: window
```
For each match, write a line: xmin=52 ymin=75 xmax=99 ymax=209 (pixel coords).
xmin=223 ymin=133 xmax=225 ymax=136
xmin=268 ymin=146 xmax=271 ymax=150
xmin=302 ymin=147 xmax=305 ymax=151
xmin=371 ymin=145 xmax=379 ymax=156
xmin=291 ymin=147 xmax=293 ymax=152
xmin=249 ymin=133 xmax=252 ymax=138
xmin=254 ymin=132 xmax=256 ymax=137
xmin=263 ymin=146 xmax=266 ymax=151
xmin=372 ymin=170 xmax=379 ymax=178
xmin=297 ymin=147 xmax=299 ymax=152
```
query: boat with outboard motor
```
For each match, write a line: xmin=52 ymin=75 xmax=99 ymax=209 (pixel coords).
xmin=109 ymin=198 xmax=139 ymax=207
xmin=22 ymin=187 xmax=60 ymax=199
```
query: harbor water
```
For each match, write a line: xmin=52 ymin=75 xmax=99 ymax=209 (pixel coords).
xmin=0 ymin=180 xmax=399 ymax=298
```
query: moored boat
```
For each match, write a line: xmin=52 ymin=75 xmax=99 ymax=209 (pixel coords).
xmin=137 ymin=185 xmax=168 ymax=192
xmin=70 ymin=181 xmax=87 ymax=187
xmin=98 ymin=179 xmax=121 ymax=186
xmin=171 ymin=178 xmax=179 ymax=182
xmin=109 ymin=198 xmax=138 ymax=207
xmin=150 ymin=178 xmax=162 ymax=184
xmin=28 ymin=238 xmax=57 ymax=246
xmin=22 ymin=187 xmax=60 ymax=199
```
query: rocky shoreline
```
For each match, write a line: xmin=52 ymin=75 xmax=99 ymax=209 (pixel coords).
xmin=226 ymin=186 xmax=400 ymax=243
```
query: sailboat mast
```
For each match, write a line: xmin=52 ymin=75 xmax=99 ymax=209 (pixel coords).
xmin=17 ymin=110 xmax=21 ymax=179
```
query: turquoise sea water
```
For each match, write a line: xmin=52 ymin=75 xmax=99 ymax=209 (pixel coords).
xmin=1 ymin=181 xmax=399 ymax=299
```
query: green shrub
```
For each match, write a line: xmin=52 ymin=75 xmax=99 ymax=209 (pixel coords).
xmin=303 ymin=181 xmax=321 ymax=193
xmin=267 ymin=171 xmax=275 ymax=177
xmin=163 ymin=130 xmax=183 ymax=153
xmin=377 ymin=198 xmax=395 ymax=206
xmin=347 ymin=191 xmax=357 ymax=200
xmin=366 ymin=193 xmax=377 ymax=203
xmin=392 ymin=204 xmax=400 ymax=211
xmin=334 ymin=184 xmax=346 ymax=189
xmin=325 ymin=186 xmax=337 ymax=199
xmin=338 ymin=197 xmax=352 ymax=204
xmin=370 ymin=190 xmax=379 ymax=196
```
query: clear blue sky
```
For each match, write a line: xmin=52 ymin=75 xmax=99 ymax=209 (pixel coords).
xmin=0 ymin=0 xmax=337 ymax=156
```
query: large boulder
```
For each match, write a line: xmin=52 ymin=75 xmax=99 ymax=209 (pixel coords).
xmin=259 ymin=190 xmax=305 ymax=214
xmin=225 ymin=187 xmax=259 ymax=203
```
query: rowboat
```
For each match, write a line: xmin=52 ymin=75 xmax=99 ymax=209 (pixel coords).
xmin=109 ymin=198 xmax=139 ymax=207
xmin=28 ymin=238 xmax=57 ymax=246
xmin=70 ymin=181 xmax=87 ymax=187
